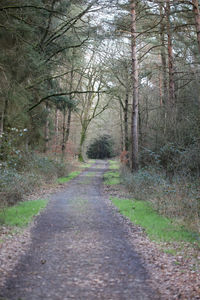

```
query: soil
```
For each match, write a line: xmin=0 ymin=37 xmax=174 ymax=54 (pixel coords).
xmin=0 ymin=160 xmax=160 ymax=300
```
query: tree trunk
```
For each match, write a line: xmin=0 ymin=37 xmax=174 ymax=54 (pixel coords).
xmin=130 ymin=0 xmax=139 ymax=172
xmin=44 ymin=101 xmax=50 ymax=153
xmin=0 ymin=108 xmax=4 ymax=135
xmin=54 ymin=107 xmax=59 ymax=156
xmin=124 ymin=91 xmax=129 ymax=152
xmin=119 ymin=106 xmax=124 ymax=152
xmin=61 ymin=107 xmax=66 ymax=160
xmin=159 ymin=3 xmax=168 ymax=106
xmin=65 ymin=108 xmax=72 ymax=151
xmin=78 ymin=121 xmax=88 ymax=162
xmin=2 ymin=98 xmax=9 ymax=132
xmin=192 ymin=0 xmax=200 ymax=55
xmin=166 ymin=0 xmax=175 ymax=106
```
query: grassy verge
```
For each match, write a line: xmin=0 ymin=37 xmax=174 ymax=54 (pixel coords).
xmin=103 ymin=160 xmax=120 ymax=185
xmin=80 ymin=163 xmax=91 ymax=168
xmin=79 ymin=162 xmax=93 ymax=169
xmin=108 ymin=159 xmax=120 ymax=170
xmin=0 ymin=199 xmax=48 ymax=228
xmin=104 ymin=171 xmax=120 ymax=185
xmin=111 ymin=197 xmax=199 ymax=245
xmin=57 ymin=171 xmax=81 ymax=184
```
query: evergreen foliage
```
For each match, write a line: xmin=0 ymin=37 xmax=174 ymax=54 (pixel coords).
xmin=86 ymin=135 xmax=114 ymax=159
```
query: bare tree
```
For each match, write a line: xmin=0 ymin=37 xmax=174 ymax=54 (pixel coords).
xmin=130 ymin=0 xmax=139 ymax=171
xmin=166 ymin=0 xmax=175 ymax=106
xmin=192 ymin=0 xmax=200 ymax=55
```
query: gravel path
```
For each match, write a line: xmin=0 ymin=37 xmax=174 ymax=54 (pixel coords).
xmin=1 ymin=160 xmax=160 ymax=300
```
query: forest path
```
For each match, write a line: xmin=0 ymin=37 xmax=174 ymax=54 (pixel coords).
xmin=1 ymin=160 xmax=160 ymax=300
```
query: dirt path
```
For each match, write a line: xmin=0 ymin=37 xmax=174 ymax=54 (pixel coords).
xmin=1 ymin=160 xmax=160 ymax=300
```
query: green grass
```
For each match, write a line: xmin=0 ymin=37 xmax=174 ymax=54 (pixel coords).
xmin=111 ymin=197 xmax=199 ymax=244
xmin=0 ymin=199 xmax=48 ymax=227
xmin=88 ymin=159 xmax=95 ymax=164
xmin=104 ymin=171 xmax=120 ymax=185
xmin=80 ymin=163 xmax=92 ymax=168
xmin=109 ymin=160 xmax=120 ymax=170
xmin=57 ymin=171 xmax=81 ymax=183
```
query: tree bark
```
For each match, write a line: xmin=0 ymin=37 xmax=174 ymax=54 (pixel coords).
xmin=130 ymin=0 xmax=139 ymax=172
xmin=2 ymin=98 xmax=9 ymax=132
xmin=119 ymin=106 xmax=124 ymax=152
xmin=192 ymin=0 xmax=200 ymax=55
xmin=0 ymin=105 xmax=4 ymax=135
xmin=54 ymin=106 xmax=59 ymax=156
xmin=61 ymin=107 xmax=72 ymax=160
xmin=78 ymin=120 xmax=88 ymax=162
xmin=65 ymin=108 xmax=72 ymax=146
xmin=124 ymin=91 xmax=129 ymax=152
xmin=159 ymin=3 xmax=168 ymax=107
xmin=44 ymin=101 xmax=50 ymax=153
xmin=61 ymin=106 xmax=66 ymax=160
xmin=166 ymin=0 xmax=175 ymax=106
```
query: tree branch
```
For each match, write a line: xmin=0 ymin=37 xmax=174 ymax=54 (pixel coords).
xmin=28 ymin=90 xmax=106 ymax=111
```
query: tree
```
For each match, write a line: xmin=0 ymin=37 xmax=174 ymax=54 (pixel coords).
xmin=76 ymin=62 xmax=109 ymax=161
xmin=86 ymin=135 xmax=114 ymax=159
xmin=130 ymin=0 xmax=139 ymax=171
xmin=192 ymin=0 xmax=200 ymax=55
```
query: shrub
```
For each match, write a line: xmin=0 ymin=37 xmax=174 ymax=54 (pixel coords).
xmin=0 ymin=152 xmax=70 ymax=207
xmin=87 ymin=135 xmax=114 ymax=159
xmin=179 ymin=143 xmax=200 ymax=177
xmin=0 ymin=169 xmax=41 ymax=206
xmin=121 ymin=166 xmax=164 ymax=199
xmin=121 ymin=166 xmax=200 ymax=231
xmin=139 ymin=148 xmax=160 ymax=167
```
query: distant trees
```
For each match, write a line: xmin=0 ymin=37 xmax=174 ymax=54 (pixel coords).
xmin=1 ymin=0 xmax=200 ymax=177
xmin=76 ymin=59 xmax=109 ymax=161
xmin=99 ymin=0 xmax=200 ymax=176
xmin=0 ymin=0 xmax=100 ymax=159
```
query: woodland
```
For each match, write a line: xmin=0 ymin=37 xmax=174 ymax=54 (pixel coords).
xmin=0 ymin=0 xmax=200 ymax=231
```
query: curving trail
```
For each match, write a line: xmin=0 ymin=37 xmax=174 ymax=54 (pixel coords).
xmin=1 ymin=160 xmax=160 ymax=300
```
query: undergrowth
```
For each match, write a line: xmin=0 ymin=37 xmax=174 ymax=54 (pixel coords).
xmin=121 ymin=166 xmax=200 ymax=233
xmin=0 ymin=199 xmax=48 ymax=227
xmin=111 ymin=197 xmax=199 ymax=245
xmin=0 ymin=152 xmax=71 ymax=207
xmin=109 ymin=160 xmax=120 ymax=170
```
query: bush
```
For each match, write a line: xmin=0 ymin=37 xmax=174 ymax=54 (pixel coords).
xmin=87 ymin=135 xmax=114 ymax=159
xmin=0 ymin=152 xmax=70 ymax=207
xmin=179 ymin=143 xmax=200 ymax=177
xmin=140 ymin=143 xmax=200 ymax=179
xmin=121 ymin=166 xmax=200 ymax=231
xmin=121 ymin=166 xmax=165 ymax=200
xmin=139 ymin=148 xmax=160 ymax=167
xmin=0 ymin=169 xmax=41 ymax=206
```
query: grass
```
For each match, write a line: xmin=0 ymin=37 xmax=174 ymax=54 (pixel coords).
xmin=109 ymin=159 xmax=120 ymax=170
xmin=103 ymin=159 xmax=120 ymax=185
xmin=0 ymin=199 xmax=48 ymax=228
xmin=57 ymin=171 xmax=81 ymax=184
xmin=103 ymin=160 xmax=120 ymax=185
xmin=111 ymin=197 xmax=199 ymax=244
xmin=79 ymin=163 xmax=92 ymax=168
xmin=104 ymin=171 xmax=120 ymax=185
xmin=88 ymin=159 xmax=95 ymax=164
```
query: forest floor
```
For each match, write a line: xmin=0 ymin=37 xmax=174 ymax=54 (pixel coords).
xmin=0 ymin=160 xmax=199 ymax=299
